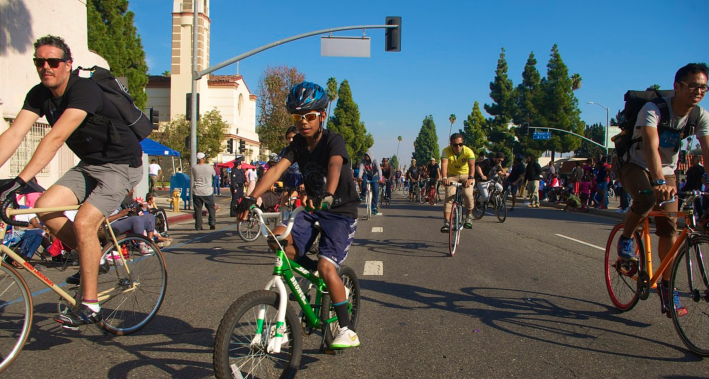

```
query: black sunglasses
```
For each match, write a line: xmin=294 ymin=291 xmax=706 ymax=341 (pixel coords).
xmin=33 ymin=58 xmax=68 ymax=69
xmin=451 ymin=143 xmax=464 ymax=147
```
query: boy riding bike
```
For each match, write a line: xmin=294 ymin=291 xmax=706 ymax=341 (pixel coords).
xmin=237 ymin=81 xmax=360 ymax=348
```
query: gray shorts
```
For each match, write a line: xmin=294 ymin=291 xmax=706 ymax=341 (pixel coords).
xmin=54 ymin=162 xmax=143 ymax=217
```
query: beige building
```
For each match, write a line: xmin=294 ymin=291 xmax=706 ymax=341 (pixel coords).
xmin=0 ymin=0 xmax=111 ymax=189
xmin=146 ymin=0 xmax=260 ymax=164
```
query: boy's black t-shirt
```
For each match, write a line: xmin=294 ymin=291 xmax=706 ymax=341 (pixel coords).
xmin=22 ymin=76 xmax=143 ymax=167
xmin=282 ymin=129 xmax=358 ymax=219
xmin=474 ymin=158 xmax=494 ymax=180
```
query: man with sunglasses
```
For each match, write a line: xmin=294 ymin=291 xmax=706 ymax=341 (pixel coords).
xmin=616 ymin=63 xmax=709 ymax=318
xmin=440 ymin=133 xmax=476 ymax=232
xmin=236 ymin=81 xmax=360 ymax=349
xmin=0 ymin=35 xmax=143 ymax=327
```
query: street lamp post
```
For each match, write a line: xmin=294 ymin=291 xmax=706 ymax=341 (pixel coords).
xmin=588 ymin=101 xmax=610 ymax=160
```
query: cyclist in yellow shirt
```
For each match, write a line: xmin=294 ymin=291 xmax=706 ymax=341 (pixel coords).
xmin=440 ymin=133 xmax=476 ymax=232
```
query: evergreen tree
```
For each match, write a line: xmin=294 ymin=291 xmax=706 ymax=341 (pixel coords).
xmin=514 ymin=51 xmax=548 ymax=154
xmin=413 ymin=115 xmax=440 ymax=163
xmin=461 ymin=101 xmax=488 ymax=157
xmin=390 ymin=155 xmax=399 ymax=172
xmin=537 ymin=44 xmax=584 ymax=157
xmin=484 ymin=48 xmax=518 ymax=155
xmin=327 ymin=80 xmax=373 ymax=161
xmin=256 ymin=65 xmax=305 ymax=153
xmin=575 ymin=122 xmax=605 ymax=158
xmin=87 ymin=0 xmax=149 ymax=109
xmin=154 ymin=109 xmax=227 ymax=163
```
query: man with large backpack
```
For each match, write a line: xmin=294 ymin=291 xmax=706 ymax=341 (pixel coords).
xmin=616 ymin=63 xmax=709 ymax=318
xmin=0 ymin=35 xmax=143 ymax=327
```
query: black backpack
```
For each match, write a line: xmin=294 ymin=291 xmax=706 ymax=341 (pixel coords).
xmin=613 ymin=90 xmax=701 ymax=165
xmin=72 ymin=66 xmax=154 ymax=141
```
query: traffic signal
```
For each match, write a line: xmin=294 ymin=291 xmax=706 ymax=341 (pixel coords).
xmin=520 ymin=122 xmax=529 ymax=136
xmin=186 ymin=93 xmax=200 ymax=121
xmin=149 ymin=108 xmax=160 ymax=129
xmin=227 ymin=138 xmax=234 ymax=154
xmin=385 ymin=17 xmax=402 ymax=52
xmin=239 ymin=139 xmax=246 ymax=154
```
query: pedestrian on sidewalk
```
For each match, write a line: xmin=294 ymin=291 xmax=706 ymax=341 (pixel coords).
xmin=246 ymin=166 xmax=258 ymax=196
xmin=148 ymin=159 xmax=161 ymax=195
xmin=192 ymin=152 xmax=216 ymax=230
xmin=525 ymin=155 xmax=542 ymax=207
xmin=230 ymin=160 xmax=246 ymax=217
xmin=213 ymin=163 xmax=222 ymax=196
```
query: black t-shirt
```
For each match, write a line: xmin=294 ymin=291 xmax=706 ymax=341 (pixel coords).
xmin=407 ymin=166 xmax=420 ymax=180
xmin=381 ymin=164 xmax=392 ymax=180
xmin=427 ymin=163 xmax=440 ymax=180
xmin=282 ymin=129 xmax=358 ymax=219
xmin=508 ymin=162 xmax=526 ymax=182
xmin=474 ymin=159 xmax=492 ymax=180
xmin=22 ymin=76 xmax=143 ymax=167
xmin=684 ymin=165 xmax=704 ymax=191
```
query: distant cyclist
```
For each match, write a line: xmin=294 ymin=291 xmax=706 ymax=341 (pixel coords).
xmin=440 ymin=133 xmax=476 ymax=231
xmin=406 ymin=161 xmax=421 ymax=201
xmin=380 ymin=157 xmax=393 ymax=202
xmin=427 ymin=157 xmax=441 ymax=197
xmin=357 ymin=152 xmax=381 ymax=215
xmin=474 ymin=152 xmax=505 ymax=204
xmin=503 ymin=154 xmax=526 ymax=211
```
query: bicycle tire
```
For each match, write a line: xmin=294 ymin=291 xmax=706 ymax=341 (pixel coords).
xmin=494 ymin=192 xmax=507 ymax=223
xmin=238 ymin=216 xmax=262 ymax=242
xmin=670 ymin=235 xmax=709 ymax=356
xmin=449 ymin=203 xmax=461 ymax=257
xmin=366 ymin=188 xmax=372 ymax=220
xmin=0 ymin=262 xmax=33 ymax=374
xmin=214 ymin=290 xmax=302 ymax=379
xmin=321 ymin=266 xmax=361 ymax=347
xmin=604 ymin=223 xmax=644 ymax=311
xmin=472 ymin=191 xmax=485 ymax=220
xmin=428 ymin=187 xmax=436 ymax=205
xmin=98 ymin=234 xmax=167 ymax=335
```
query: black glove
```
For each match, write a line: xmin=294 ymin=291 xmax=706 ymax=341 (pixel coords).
xmin=235 ymin=196 xmax=257 ymax=214
xmin=0 ymin=177 xmax=26 ymax=203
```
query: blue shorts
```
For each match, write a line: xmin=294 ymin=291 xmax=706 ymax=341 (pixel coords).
xmin=291 ymin=211 xmax=357 ymax=268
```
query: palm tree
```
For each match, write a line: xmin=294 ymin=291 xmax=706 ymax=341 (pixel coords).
xmin=571 ymin=73 xmax=583 ymax=91
xmin=326 ymin=77 xmax=339 ymax=117
xmin=396 ymin=136 xmax=402 ymax=168
xmin=448 ymin=114 xmax=456 ymax=137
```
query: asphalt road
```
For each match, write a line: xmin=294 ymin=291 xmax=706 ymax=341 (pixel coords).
xmin=4 ymin=190 xmax=709 ymax=378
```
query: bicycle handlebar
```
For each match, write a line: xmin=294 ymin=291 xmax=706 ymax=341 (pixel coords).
xmin=1 ymin=198 xmax=29 ymax=227
xmin=638 ymin=190 xmax=709 ymax=207
xmin=251 ymin=205 xmax=306 ymax=241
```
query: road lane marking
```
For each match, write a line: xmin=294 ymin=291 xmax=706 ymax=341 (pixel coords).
xmin=363 ymin=261 xmax=383 ymax=275
xmin=372 ymin=227 xmax=383 ymax=233
xmin=556 ymin=234 xmax=605 ymax=251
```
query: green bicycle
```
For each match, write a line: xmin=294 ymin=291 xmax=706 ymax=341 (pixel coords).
xmin=213 ymin=206 xmax=361 ymax=379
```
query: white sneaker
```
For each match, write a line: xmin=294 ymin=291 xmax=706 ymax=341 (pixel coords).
xmin=138 ymin=242 xmax=152 ymax=256
xmin=331 ymin=326 xmax=360 ymax=349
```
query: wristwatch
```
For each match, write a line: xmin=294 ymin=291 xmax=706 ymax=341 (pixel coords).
xmin=651 ymin=179 xmax=667 ymax=187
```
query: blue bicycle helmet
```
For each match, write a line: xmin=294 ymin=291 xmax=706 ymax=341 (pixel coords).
xmin=286 ymin=81 xmax=329 ymax=113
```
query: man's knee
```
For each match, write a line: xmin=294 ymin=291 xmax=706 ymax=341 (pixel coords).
xmin=655 ymin=217 xmax=678 ymax=238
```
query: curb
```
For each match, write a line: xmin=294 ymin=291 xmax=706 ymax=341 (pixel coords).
xmin=166 ymin=205 xmax=221 ymax=226
xmin=540 ymin=200 xmax=627 ymax=220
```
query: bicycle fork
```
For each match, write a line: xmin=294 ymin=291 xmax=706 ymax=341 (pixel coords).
xmin=252 ymin=276 xmax=289 ymax=354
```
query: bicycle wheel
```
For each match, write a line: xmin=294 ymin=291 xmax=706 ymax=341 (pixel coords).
xmin=365 ymin=189 xmax=372 ymax=220
xmin=321 ymin=266 xmax=361 ymax=347
xmin=0 ymin=262 xmax=33 ymax=374
xmin=214 ymin=290 xmax=302 ymax=379
xmin=604 ymin=223 xmax=645 ymax=311
xmin=449 ymin=203 xmax=461 ymax=257
xmin=472 ymin=191 xmax=485 ymax=220
xmin=494 ymin=192 xmax=507 ymax=223
xmin=238 ymin=215 xmax=262 ymax=242
xmin=670 ymin=234 xmax=709 ymax=356
xmin=428 ymin=187 xmax=436 ymax=205
xmin=98 ymin=235 xmax=167 ymax=335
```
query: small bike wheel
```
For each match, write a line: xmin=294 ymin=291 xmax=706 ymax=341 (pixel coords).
xmin=214 ymin=290 xmax=302 ymax=379
xmin=449 ymin=203 xmax=461 ymax=257
xmin=604 ymin=223 xmax=644 ymax=311
xmin=0 ymin=262 xmax=33 ymax=374
xmin=472 ymin=191 xmax=485 ymax=220
xmin=494 ymin=193 xmax=507 ymax=223
xmin=670 ymin=235 xmax=709 ymax=356
xmin=321 ymin=266 xmax=362 ymax=346
xmin=238 ymin=215 xmax=262 ymax=242
xmin=366 ymin=190 xmax=372 ymax=220
xmin=99 ymin=234 xmax=168 ymax=335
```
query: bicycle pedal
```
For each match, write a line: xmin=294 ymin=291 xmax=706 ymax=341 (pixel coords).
xmin=61 ymin=325 xmax=80 ymax=331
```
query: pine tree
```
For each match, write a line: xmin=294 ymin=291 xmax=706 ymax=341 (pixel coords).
xmin=484 ymin=48 xmax=518 ymax=155
xmin=514 ymin=51 xmax=548 ymax=155
xmin=413 ymin=115 xmax=440 ymax=163
xmin=256 ymin=65 xmax=305 ymax=153
xmin=327 ymin=80 xmax=373 ymax=161
xmin=461 ymin=101 xmax=488 ymax=157
xmin=87 ymin=0 xmax=149 ymax=109
xmin=537 ymin=44 xmax=584 ymax=156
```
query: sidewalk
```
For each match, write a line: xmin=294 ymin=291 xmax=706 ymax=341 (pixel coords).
xmin=152 ymin=192 xmax=223 ymax=226
xmin=540 ymin=192 xmax=628 ymax=220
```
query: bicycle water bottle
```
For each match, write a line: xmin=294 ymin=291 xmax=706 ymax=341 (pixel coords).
xmin=121 ymin=244 xmax=129 ymax=259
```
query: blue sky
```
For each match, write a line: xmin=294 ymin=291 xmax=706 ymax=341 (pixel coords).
xmin=129 ymin=0 xmax=709 ymax=163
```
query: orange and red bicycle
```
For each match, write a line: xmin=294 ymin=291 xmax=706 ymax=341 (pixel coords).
xmin=604 ymin=190 xmax=709 ymax=355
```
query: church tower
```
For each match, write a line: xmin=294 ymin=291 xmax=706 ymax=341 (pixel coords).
xmin=169 ymin=0 xmax=211 ymax=119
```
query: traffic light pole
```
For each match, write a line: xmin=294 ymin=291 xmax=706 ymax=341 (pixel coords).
xmin=528 ymin=126 xmax=607 ymax=150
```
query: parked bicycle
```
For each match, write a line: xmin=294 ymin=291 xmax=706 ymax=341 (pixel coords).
xmin=0 ymin=199 xmax=168 ymax=373
xmin=604 ymin=190 xmax=709 ymax=356
xmin=213 ymin=206 xmax=361 ymax=378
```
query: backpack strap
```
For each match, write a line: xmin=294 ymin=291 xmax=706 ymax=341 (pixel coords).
xmin=684 ymin=105 xmax=702 ymax=139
